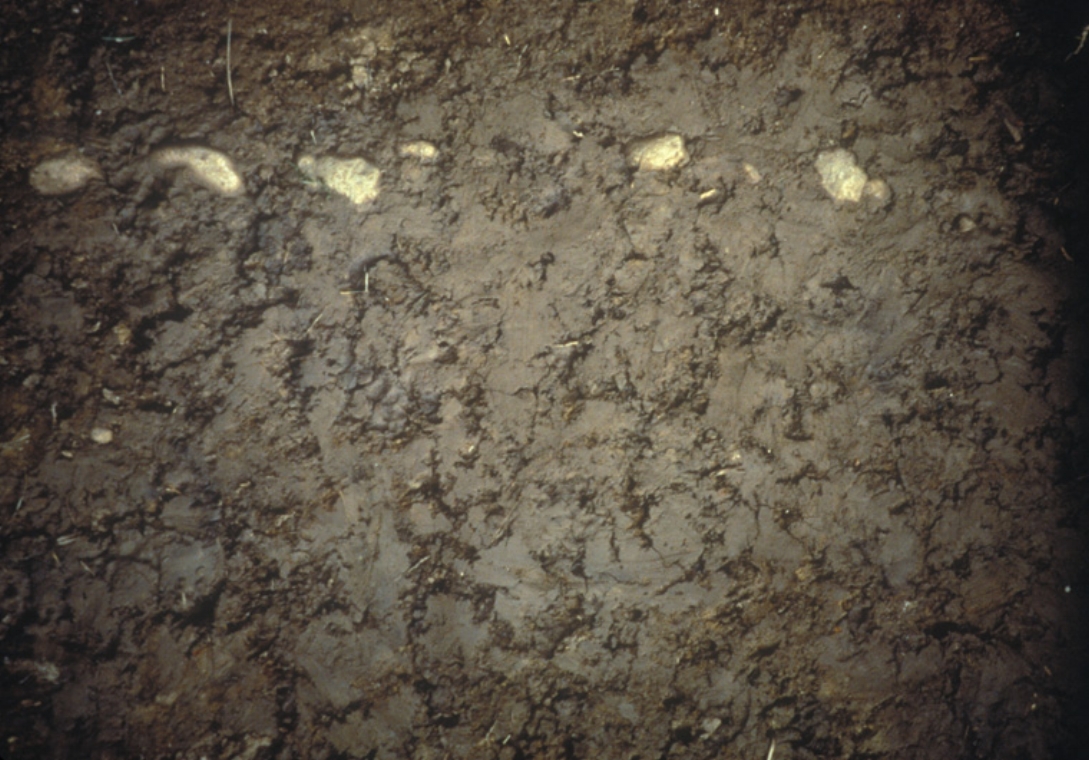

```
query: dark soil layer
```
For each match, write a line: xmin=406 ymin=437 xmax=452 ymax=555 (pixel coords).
xmin=2 ymin=0 xmax=1088 ymax=758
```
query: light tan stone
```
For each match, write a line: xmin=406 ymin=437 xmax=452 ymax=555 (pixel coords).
xmin=629 ymin=134 xmax=689 ymax=172
xmin=154 ymin=146 xmax=244 ymax=195
xmin=299 ymin=155 xmax=381 ymax=205
xmin=815 ymin=149 xmax=868 ymax=202
xmin=29 ymin=154 xmax=102 ymax=196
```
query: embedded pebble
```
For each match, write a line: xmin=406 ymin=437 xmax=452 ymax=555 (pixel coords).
xmin=114 ymin=323 xmax=133 ymax=346
xmin=956 ymin=214 xmax=978 ymax=233
xmin=299 ymin=155 xmax=381 ymax=205
xmin=29 ymin=153 xmax=103 ymax=196
xmin=863 ymin=178 xmax=891 ymax=205
xmin=90 ymin=427 xmax=114 ymax=444
xmin=153 ymin=146 xmax=244 ymax=196
xmin=629 ymin=134 xmax=689 ymax=172
xmin=399 ymin=140 xmax=439 ymax=163
xmin=815 ymin=148 xmax=868 ymax=202
xmin=742 ymin=162 xmax=763 ymax=184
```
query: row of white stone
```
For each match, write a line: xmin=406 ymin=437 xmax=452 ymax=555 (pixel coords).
xmin=28 ymin=133 xmax=885 ymax=205
xmin=27 ymin=141 xmax=433 ymax=204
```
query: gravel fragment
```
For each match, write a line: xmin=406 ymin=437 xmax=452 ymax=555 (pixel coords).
xmin=299 ymin=155 xmax=381 ymax=205
xmin=629 ymin=134 xmax=689 ymax=172
xmin=815 ymin=148 xmax=868 ymax=202
xmin=29 ymin=153 xmax=103 ymax=196
xmin=153 ymin=146 xmax=244 ymax=196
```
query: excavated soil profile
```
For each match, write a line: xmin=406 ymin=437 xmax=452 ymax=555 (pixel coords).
xmin=2 ymin=0 xmax=1088 ymax=758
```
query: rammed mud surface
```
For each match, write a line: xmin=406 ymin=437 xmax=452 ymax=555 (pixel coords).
xmin=2 ymin=1 xmax=1088 ymax=758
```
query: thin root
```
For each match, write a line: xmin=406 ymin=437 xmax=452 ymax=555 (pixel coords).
xmin=226 ymin=18 xmax=235 ymax=107
xmin=1067 ymin=25 xmax=1089 ymax=61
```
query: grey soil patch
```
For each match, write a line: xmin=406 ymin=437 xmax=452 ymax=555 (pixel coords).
xmin=3 ymin=1 xmax=1089 ymax=758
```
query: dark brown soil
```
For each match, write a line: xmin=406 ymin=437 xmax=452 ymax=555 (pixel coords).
xmin=3 ymin=1 xmax=1089 ymax=758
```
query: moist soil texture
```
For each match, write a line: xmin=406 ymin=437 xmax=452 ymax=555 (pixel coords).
xmin=3 ymin=0 xmax=1089 ymax=758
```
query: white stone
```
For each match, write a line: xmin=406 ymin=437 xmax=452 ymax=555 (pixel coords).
xmin=399 ymin=141 xmax=439 ymax=162
xmin=814 ymin=148 xmax=868 ymax=202
xmin=864 ymin=178 xmax=891 ymax=206
xmin=29 ymin=154 xmax=102 ymax=196
xmin=153 ymin=146 xmax=244 ymax=195
xmin=114 ymin=323 xmax=133 ymax=346
xmin=629 ymin=134 xmax=689 ymax=172
xmin=90 ymin=427 xmax=113 ymax=444
xmin=299 ymin=155 xmax=381 ymax=205
xmin=956 ymin=214 xmax=977 ymax=233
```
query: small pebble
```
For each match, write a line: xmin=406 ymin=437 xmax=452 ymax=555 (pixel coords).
xmin=629 ymin=134 xmax=689 ymax=172
xmin=299 ymin=154 xmax=381 ymax=205
xmin=864 ymin=178 xmax=891 ymax=205
xmin=956 ymin=214 xmax=977 ymax=233
xmin=90 ymin=427 xmax=114 ymax=444
xmin=153 ymin=146 xmax=244 ymax=196
xmin=114 ymin=323 xmax=133 ymax=346
xmin=399 ymin=141 xmax=439 ymax=163
xmin=29 ymin=153 xmax=103 ymax=196
xmin=815 ymin=148 xmax=868 ymax=202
